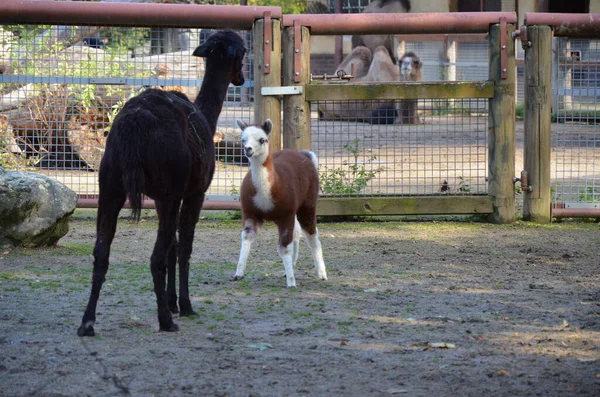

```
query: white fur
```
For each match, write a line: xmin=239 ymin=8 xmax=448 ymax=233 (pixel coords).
xmin=234 ymin=220 xmax=256 ymax=280
xmin=301 ymin=150 xmax=319 ymax=169
xmin=400 ymin=56 xmax=414 ymax=79
xmin=241 ymin=125 xmax=275 ymax=212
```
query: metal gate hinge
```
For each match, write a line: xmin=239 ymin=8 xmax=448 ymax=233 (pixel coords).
xmin=512 ymin=27 xmax=532 ymax=50
xmin=500 ymin=17 xmax=508 ymax=80
xmin=293 ymin=20 xmax=302 ymax=83
xmin=263 ymin=11 xmax=272 ymax=75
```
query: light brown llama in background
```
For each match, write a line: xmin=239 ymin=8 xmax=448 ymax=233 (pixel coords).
xmin=318 ymin=45 xmax=400 ymax=125
xmin=351 ymin=0 xmax=411 ymax=65
xmin=398 ymin=51 xmax=422 ymax=124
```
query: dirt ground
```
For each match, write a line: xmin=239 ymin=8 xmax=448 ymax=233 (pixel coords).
xmin=0 ymin=211 xmax=599 ymax=397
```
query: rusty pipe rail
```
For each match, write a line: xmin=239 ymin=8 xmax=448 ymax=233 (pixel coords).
xmin=552 ymin=207 xmax=600 ymax=218
xmin=525 ymin=13 xmax=600 ymax=37
xmin=0 ymin=0 xmax=282 ymax=28
xmin=283 ymin=12 xmax=517 ymax=35
xmin=77 ymin=198 xmax=241 ymax=211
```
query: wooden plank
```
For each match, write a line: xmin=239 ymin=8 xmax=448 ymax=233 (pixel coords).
xmin=253 ymin=18 xmax=282 ymax=150
xmin=488 ymin=23 xmax=516 ymax=224
xmin=305 ymin=81 xmax=494 ymax=101
xmin=282 ymin=25 xmax=311 ymax=150
xmin=523 ymin=26 xmax=552 ymax=223
xmin=316 ymin=196 xmax=494 ymax=217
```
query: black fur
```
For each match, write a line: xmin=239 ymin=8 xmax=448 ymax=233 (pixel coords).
xmin=77 ymin=30 xmax=246 ymax=336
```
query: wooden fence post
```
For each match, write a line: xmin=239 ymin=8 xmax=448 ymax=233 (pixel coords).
xmin=282 ymin=24 xmax=311 ymax=150
xmin=253 ymin=16 xmax=282 ymax=150
xmin=523 ymin=25 xmax=552 ymax=222
xmin=488 ymin=22 xmax=516 ymax=223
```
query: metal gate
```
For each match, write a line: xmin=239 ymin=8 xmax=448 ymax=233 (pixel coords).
xmin=552 ymin=37 xmax=600 ymax=214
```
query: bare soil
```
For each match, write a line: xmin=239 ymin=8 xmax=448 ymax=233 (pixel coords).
xmin=1 ymin=211 xmax=599 ymax=397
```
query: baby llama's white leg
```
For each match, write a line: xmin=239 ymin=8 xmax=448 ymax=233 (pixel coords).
xmin=278 ymin=243 xmax=297 ymax=288
xmin=234 ymin=223 xmax=257 ymax=280
xmin=292 ymin=217 xmax=302 ymax=267
xmin=302 ymin=227 xmax=327 ymax=280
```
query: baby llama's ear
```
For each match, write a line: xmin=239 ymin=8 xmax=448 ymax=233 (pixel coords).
xmin=236 ymin=119 xmax=248 ymax=131
xmin=263 ymin=119 xmax=273 ymax=135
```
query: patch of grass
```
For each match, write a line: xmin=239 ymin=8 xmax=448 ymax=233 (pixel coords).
xmin=291 ymin=311 xmax=313 ymax=319
xmin=59 ymin=243 xmax=94 ymax=256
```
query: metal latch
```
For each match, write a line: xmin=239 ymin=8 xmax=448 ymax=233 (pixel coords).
xmin=261 ymin=86 xmax=303 ymax=96
xmin=514 ymin=170 xmax=532 ymax=192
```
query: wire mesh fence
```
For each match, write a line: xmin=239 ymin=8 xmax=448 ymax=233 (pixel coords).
xmin=0 ymin=24 xmax=253 ymax=199
xmin=312 ymin=98 xmax=489 ymax=197
xmin=552 ymin=38 xmax=600 ymax=206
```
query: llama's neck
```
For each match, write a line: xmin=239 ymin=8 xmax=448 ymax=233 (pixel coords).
xmin=249 ymin=154 xmax=275 ymax=212
xmin=194 ymin=61 xmax=232 ymax=135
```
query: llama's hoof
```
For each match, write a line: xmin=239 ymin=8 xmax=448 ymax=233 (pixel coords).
xmin=232 ymin=274 xmax=244 ymax=281
xmin=77 ymin=324 xmax=95 ymax=337
xmin=159 ymin=322 xmax=179 ymax=332
xmin=179 ymin=308 xmax=197 ymax=317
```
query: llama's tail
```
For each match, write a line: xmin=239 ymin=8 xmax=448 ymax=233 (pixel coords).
xmin=301 ymin=150 xmax=319 ymax=170
xmin=114 ymin=113 xmax=147 ymax=222
xmin=123 ymin=163 xmax=144 ymax=222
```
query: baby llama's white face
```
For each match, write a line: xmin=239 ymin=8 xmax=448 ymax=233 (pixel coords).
xmin=400 ymin=56 xmax=415 ymax=79
xmin=241 ymin=125 xmax=270 ymax=164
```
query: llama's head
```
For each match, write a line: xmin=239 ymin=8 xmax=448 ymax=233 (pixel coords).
xmin=193 ymin=30 xmax=246 ymax=86
xmin=237 ymin=119 xmax=273 ymax=164
xmin=399 ymin=51 xmax=422 ymax=82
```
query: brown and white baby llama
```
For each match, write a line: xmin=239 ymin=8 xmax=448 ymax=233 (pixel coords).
xmin=233 ymin=119 xmax=328 ymax=287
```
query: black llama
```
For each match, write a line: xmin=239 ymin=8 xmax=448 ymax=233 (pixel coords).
xmin=77 ymin=30 xmax=246 ymax=336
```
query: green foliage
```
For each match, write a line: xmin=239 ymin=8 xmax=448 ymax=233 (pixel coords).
xmin=248 ymin=0 xmax=307 ymax=14
xmin=516 ymin=103 xmax=524 ymax=120
xmin=579 ymin=186 xmax=599 ymax=203
xmin=320 ymin=138 xmax=384 ymax=196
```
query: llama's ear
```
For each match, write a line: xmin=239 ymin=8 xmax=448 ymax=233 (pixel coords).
xmin=236 ymin=119 xmax=248 ymax=131
xmin=263 ymin=119 xmax=273 ymax=135
xmin=193 ymin=42 xmax=214 ymax=58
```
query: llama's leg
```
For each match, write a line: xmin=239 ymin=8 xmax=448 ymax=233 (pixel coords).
xmin=277 ymin=217 xmax=297 ymax=288
xmin=292 ymin=217 xmax=302 ymax=268
xmin=151 ymin=199 xmax=180 ymax=332
xmin=408 ymin=99 xmax=418 ymax=125
xmin=176 ymin=194 xmax=203 ymax=317
xmin=297 ymin=209 xmax=328 ymax=281
xmin=301 ymin=227 xmax=328 ymax=281
xmin=166 ymin=239 xmax=178 ymax=314
xmin=233 ymin=219 xmax=259 ymax=280
xmin=157 ymin=202 xmax=179 ymax=314
xmin=78 ymin=181 xmax=125 ymax=337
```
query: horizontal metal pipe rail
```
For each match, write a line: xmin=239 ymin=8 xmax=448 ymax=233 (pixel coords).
xmin=525 ymin=13 xmax=600 ymax=37
xmin=283 ymin=12 xmax=517 ymax=35
xmin=0 ymin=0 xmax=281 ymax=28
xmin=77 ymin=198 xmax=241 ymax=211
xmin=552 ymin=208 xmax=600 ymax=218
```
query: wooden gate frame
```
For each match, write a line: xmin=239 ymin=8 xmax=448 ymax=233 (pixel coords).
xmin=520 ymin=13 xmax=600 ymax=221
xmin=254 ymin=12 xmax=517 ymax=223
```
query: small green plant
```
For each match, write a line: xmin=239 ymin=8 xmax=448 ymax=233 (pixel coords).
xmin=229 ymin=182 xmax=239 ymax=196
xmin=320 ymin=138 xmax=384 ymax=195
xmin=579 ymin=186 xmax=599 ymax=203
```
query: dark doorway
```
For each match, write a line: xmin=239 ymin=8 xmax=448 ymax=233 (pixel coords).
xmin=547 ymin=0 xmax=589 ymax=13
xmin=458 ymin=0 xmax=501 ymax=12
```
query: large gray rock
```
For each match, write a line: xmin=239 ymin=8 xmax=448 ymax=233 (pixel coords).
xmin=0 ymin=167 xmax=77 ymax=247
